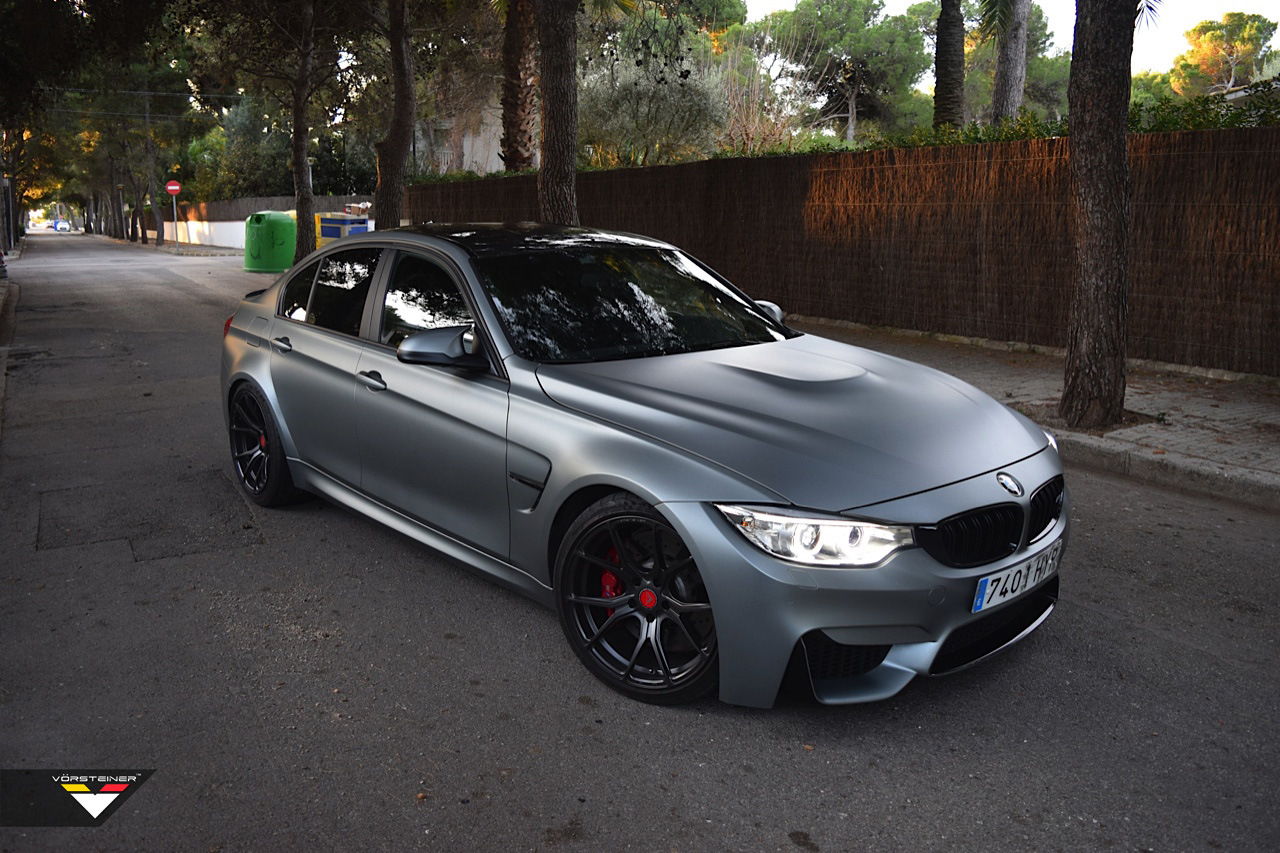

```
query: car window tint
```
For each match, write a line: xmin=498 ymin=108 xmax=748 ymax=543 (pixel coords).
xmin=308 ymin=248 xmax=382 ymax=337
xmin=279 ymin=260 xmax=320 ymax=322
xmin=474 ymin=246 xmax=791 ymax=363
xmin=380 ymin=254 xmax=473 ymax=347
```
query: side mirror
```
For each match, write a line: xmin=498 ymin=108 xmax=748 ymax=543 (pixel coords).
xmin=755 ymin=300 xmax=786 ymax=325
xmin=397 ymin=326 xmax=488 ymax=370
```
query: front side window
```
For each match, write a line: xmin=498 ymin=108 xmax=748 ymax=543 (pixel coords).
xmin=379 ymin=253 xmax=473 ymax=347
xmin=308 ymin=248 xmax=382 ymax=336
xmin=473 ymin=245 xmax=792 ymax=363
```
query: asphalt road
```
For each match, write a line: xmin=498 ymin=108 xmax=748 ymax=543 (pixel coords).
xmin=2 ymin=233 xmax=1277 ymax=851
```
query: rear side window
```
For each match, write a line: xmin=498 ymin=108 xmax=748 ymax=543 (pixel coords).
xmin=308 ymin=248 xmax=383 ymax=337
xmin=279 ymin=261 xmax=320 ymax=321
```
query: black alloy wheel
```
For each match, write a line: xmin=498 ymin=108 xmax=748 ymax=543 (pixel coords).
xmin=555 ymin=494 xmax=718 ymax=704
xmin=228 ymin=384 xmax=298 ymax=506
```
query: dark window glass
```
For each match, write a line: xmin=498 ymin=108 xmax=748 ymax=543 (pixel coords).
xmin=308 ymin=248 xmax=382 ymax=337
xmin=279 ymin=260 xmax=320 ymax=321
xmin=380 ymin=253 xmax=472 ymax=347
xmin=473 ymin=245 xmax=792 ymax=363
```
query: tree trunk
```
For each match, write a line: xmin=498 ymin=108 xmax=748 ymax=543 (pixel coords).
xmin=144 ymin=95 xmax=164 ymax=246
xmin=126 ymin=172 xmax=146 ymax=244
xmin=110 ymin=169 xmax=126 ymax=239
xmin=990 ymin=0 xmax=1032 ymax=122
xmin=844 ymin=83 xmax=858 ymax=142
xmin=147 ymin=161 xmax=164 ymax=246
xmin=501 ymin=0 xmax=538 ymax=172
xmin=291 ymin=1 xmax=318 ymax=264
xmin=374 ymin=0 xmax=416 ymax=231
xmin=1058 ymin=0 xmax=1136 ymax=429
xmin=933 ymin=0 xmax=964 ymax=128
xmin=536 ymin=0 xmax=579 ymax=225
xmin=150 ymin=185 xmax=165 ymax=246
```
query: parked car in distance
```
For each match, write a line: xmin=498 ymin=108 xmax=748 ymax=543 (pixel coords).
xmin=221 ymin=224 xmax=1068 ymax=707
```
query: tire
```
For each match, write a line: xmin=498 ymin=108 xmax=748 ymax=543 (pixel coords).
xmin=555 ymin=493 xmax=718 ymax=704
xmin=227 ymin=383 xmax=300 ymax=506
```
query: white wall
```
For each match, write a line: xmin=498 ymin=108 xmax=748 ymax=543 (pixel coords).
xmin=148 ymin=218 xmax=379 ymax=249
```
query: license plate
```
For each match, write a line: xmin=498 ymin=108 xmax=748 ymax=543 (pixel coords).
xmin=971 ymin=540 xmax=1062 ymax=613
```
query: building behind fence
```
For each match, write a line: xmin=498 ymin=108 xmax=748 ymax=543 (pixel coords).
xmin=405 ymin=128 xmax=1279 ymax=377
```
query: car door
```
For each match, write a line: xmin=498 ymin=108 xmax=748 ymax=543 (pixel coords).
xmin=353 ymin=249 xmax=511 ymax=558
xmin=270 ymin=246 xmax=384 ymax=488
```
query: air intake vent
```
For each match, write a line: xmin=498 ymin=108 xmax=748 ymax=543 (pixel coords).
xmin=917 ymin=504 xmax=1023 ymax=568
xmin=1028 ymin=476 xmax=1065 ymax=542
xmin=801 ymin=631 xmax=890 ymax=683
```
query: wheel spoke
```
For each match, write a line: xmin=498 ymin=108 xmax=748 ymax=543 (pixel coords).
xmin=584 ymin=606 xmax=637 ymax=648
xmin=233 ymin=398 xmax=263 ymax=433
xmin=574 ymin=546 xmax=629 ymax=577
xmin=609 ymin=518 xmax=656 ymax=582
xmin=664 ymin=597 xmax=712 ymax=616
xmin=620 ymin=623 xmax=651 ymax=680
xmin=668 ymin=612 xmax=714 ymax=658
xmin=661 ymin=552 xmax=694 ymax=577
xmin=568 ymin=591 xmax=635 ymax=609
xmin=244 ymin=450 xmax=267 ymax=490
xmin=581 ymin=537 xmax=645 ymax=584
xmin=650 ymin=619 xmax=676 ymax=686
xmin=649 ymin=522 xmax=666 ymax=575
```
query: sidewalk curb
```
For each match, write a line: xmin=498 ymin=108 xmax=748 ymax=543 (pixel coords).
xmin=0 ymin=280 xmax=18 ymax=448
xmin=1056 ymin=431 xmax=1280 ymax=512
xmin=91 ymin=232 xmax=242 ymax=257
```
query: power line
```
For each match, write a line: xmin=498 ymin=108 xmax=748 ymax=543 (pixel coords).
xmin=56 ymin=88 xmax=248 ymax=100
xmin=44 ymin=108 xmax=219 ymax=121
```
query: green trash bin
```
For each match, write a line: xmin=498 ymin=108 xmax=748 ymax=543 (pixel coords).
xmin=244 ymin=211 xmax=297 ymax=273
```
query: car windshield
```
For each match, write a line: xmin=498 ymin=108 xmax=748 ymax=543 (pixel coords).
xmin=473 ymin=245 xmax=794 ymax=363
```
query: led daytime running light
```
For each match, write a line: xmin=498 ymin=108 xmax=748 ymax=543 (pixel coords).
xmin=717 ymin=505 xmax=914 ymax=568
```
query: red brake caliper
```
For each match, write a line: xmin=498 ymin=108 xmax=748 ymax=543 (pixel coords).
xmin=600 ymin=547 xmax=622 ymax=617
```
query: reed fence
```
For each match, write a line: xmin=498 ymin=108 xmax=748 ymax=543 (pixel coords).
xmin=401 ymin=128 xmax=1277 ymax=376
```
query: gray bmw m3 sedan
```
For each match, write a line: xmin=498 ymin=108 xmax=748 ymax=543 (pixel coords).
xmin=221 ymin=224 xmax=1068 ymax=708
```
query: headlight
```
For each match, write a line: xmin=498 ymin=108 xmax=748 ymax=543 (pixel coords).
xmin=1043 ymin=429 xmax=1058 ymax=451
xmin=716 ymin=505 xmax=914 ymax=568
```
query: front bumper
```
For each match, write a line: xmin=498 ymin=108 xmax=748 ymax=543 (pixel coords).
xmin=661 ymin=449 xmax=1069 ymax=708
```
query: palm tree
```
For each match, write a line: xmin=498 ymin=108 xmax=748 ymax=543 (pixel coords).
xmin=497 ymin=0 xmax=538 ymax=172
xmin=933 ymin=0 xmax=964 ymax=128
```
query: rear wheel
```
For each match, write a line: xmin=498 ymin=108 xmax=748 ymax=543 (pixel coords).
xmin=228 ymin=383 xmax=299 ymax=506
xmin=555 ymin=494 xmax=718 ymax=704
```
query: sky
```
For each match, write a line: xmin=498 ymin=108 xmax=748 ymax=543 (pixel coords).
xmin=744 ymin=1 xmax=1280 ymax=76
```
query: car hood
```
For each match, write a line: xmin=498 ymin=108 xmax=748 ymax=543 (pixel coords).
xmin=535 ymin=334 xmax=1048 ymax=510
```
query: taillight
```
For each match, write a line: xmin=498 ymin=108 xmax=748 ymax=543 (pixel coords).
xmin=223 ymin=315 xmax=234 ymax=338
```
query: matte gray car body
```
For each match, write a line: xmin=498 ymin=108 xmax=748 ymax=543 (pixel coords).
xmin=221 ymin=224 xmax=1069 ymax=708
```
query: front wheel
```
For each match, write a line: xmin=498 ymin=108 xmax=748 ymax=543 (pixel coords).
xmin=555 ymin=494 xmax=718 ymax=704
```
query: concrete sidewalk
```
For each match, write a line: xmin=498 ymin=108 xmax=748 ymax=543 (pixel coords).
xmin=2 ymin=241 xmax=1277 ymax=512
xmin=790 ymin=317 xmax=1280 ymax=512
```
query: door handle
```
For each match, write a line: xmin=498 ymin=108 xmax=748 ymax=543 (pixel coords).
xmin=357 ymin=370 xmax=387 ymax=391
xmin=270 ymin=336 xmax=292 ymax=352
